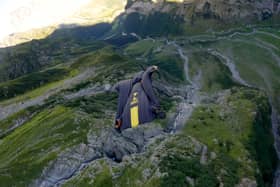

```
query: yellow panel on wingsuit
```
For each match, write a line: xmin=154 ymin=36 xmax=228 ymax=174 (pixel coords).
xmin=130 ymin=92 xmax=139 ymax=128
xmin=130 ymin=105 xmax=139 ymax=128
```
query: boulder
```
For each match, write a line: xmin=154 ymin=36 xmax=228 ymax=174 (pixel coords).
xmin=32 ymin=144 xmax=102 ymax=187
xmin=236 ymin=178 xmax=257 ymax=187
xmin=33 ymin=124 xmax=164 ymax=186
xmin=103 ymin=129 xmax=139 ymax=162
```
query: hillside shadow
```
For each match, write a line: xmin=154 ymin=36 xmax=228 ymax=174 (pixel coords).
xmin=0 ymin=0 xmax=188 ymax=82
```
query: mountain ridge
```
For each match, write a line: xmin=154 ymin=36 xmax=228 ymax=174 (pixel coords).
xmin=1 ymin=0 xmax=280 ymax=47
xmin=0 ymin=0 xmax=126 ymax=47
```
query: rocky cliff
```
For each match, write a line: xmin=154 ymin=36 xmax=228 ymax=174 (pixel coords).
xmin=125 ymin=0 xmax=280 ymax=20
xmin=2 ymin=0 xmax=280 ymax=47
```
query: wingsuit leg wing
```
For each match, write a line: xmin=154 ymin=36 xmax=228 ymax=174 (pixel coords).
xmin=114 ymin=71 xmax=143 ymax=130
xmin=115 ymin=79 xmax=132 ymax=130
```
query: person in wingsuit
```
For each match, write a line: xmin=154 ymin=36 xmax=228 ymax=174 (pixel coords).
xmin=114 ymin=65 xmax=165 ymax=132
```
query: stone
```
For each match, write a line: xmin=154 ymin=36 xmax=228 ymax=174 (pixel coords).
xmin=191 ymin=138 xmax=202 ymax=154
xmin=236 ymin=178 xmax=257 ymax=187
xmin=143 ymin=126 xmax=163 ymax=141
xmin=142 ymin=168 xmax=151 ymax=180
xmin=200 ymin=145 xmax=208 ymax=165
xmin=186 ymin=176 xmax=195 ymax=186
xmin=31 ymin=143 xmax=103 ymax=187
xmin=210 ymin=151 xmax=217 ymax=160
xmin=122 ymin=128 xmax=145 ymax=151
xmin=103 ymin=130 xmax=139 ymax=162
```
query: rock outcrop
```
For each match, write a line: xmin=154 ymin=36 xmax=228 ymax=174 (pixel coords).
xmin=125 ymin=0 xmax=280 ymax=21
xmin=32 ymin=125 xmax=164 ymax=187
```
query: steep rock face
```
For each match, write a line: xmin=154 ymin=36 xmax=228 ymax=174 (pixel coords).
xmin=119 ymin=0 xmax=280 ymax=37
xmin=2 ymin=0 xmax=280 ymax=48
xmin=32 ymin=125 xmax=164 ymax=187
xmin=125 ymin=0 xmax=279 ymax=21
xmin=193 ymin=0 xmax=274 ymax=20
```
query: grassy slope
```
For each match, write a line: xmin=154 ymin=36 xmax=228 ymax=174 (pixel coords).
xmin=125 ymin=40 xmax=187 ymax=84
xmin=0 ymin=106 xmax=82 ymax=186
xmin=62 ymin=88 xmax=275 ymax=187
xmin=62 ymin=26 xmax=278 ymax=186
xmin=184 ymin=88 xmax=277 ymax=186
xmin=210 ymin=29 xmax=280 ymax=110
xmin=0 ymin=47 xmax=126 ymax=106
xmin=125 ymin=40 xmax=161 ymax=57
xmin=0 ymin=91 xmax=118 ymax=186
xmin=0 ymin=18 xmax=279 ymax=187
xmin=188 ymin=51 xmax=239 ymax=92
xmin=0 ymin=41 xmax=174 ymax=186
xmin=0 ymin=26 xmax=108 ymax=83
xmin=0 ymin=68 xmax=70 ymax=101
xmin=0 ymin=47 xmax=125 ymax=186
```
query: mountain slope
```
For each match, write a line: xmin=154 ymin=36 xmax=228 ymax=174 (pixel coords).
xmin=0 ymin=0 xmax=127 ymax=47
xmin=0 ymin=1 xmax=279 ymax=187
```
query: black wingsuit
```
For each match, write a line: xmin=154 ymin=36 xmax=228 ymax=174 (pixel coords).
xmin=115 ymin=66 xmax=160 ymax=130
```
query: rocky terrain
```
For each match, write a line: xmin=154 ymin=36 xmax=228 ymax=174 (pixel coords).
xmin=0 ymin=0 xmax=280 ymax=187
xmin=125 ymin=0 xmax=280 ymax=23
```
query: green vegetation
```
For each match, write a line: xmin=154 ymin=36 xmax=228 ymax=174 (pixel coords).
xmin=123 ymin=12 xmax=184 ymax=37
xmin=0 ymin=76 xmax=69 ymax=106
xmin=61 ymin=87 xmax=276 ymax=187
xmin=64 ymin=92 xmax=118 ymax=118
xmin=148 ymin=51 xmax=185 ymax=83
xmin=63 ymin=160 xmax=113 ymax=187
xmin=189 ymin=51 xmax=239 ymax=92
xmin=92 ymin=166 xmax=113 ymax=187
xmin=69 ymin=47 xmax=124 ymax=70
xmin=160 ymin=155 xmax=222 ymax=187
xmin=183 ymin=18 xmax=246 ymax=36
xmin=0 ymin=68 xmax=69 ymax=101
xmin=66 ymin=50 xmax=141 ymax=93
xmin=125 ymin=41 xmax=185 ymax=84
xmin=0 ymin=47 xmax=129 ymax=106
xmin=125 ymin=40 xmax=162 ymax=57
xmin=160 ymin=154 xmax=215 ymax=187
xmin=0 ymin=106 xmax=39 ymax=138
xmin=254 ymin=33 xmax=280 ymax=52
xmin=184 ymin=87 xmax=277 ymax=186
xmin=0 ymin=106 xmax=89 ymax=186
xmin=0 ymin=27 xmax=107 ymax=83
xmin=125 ymin=41 xmax=186 ymax=83
xmin=0 ymin=90 xmax=117 ymax=186
xmin=211 ymin=30 xmax=280 ymax=110
xmin=0 ymin=6 xmax=279 ymax=186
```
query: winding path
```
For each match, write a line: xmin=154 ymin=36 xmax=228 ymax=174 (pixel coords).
xmin=208 ymin=49 xmax=252 ymax=87
xmin=166 ymin=40 xmax=201 ymax=134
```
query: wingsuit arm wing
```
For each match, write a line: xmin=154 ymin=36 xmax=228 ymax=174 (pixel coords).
xmin=141 ymin=66 xmax=160 ymax=108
